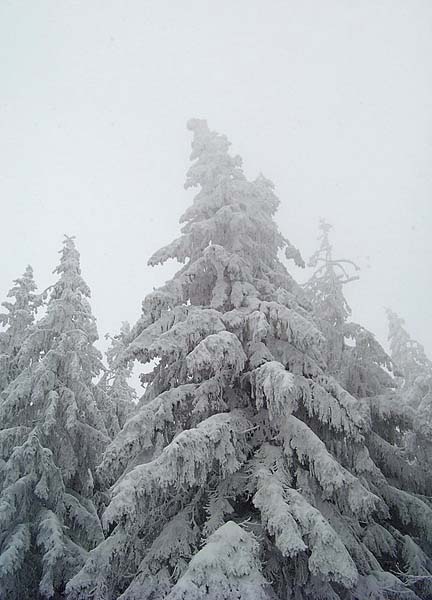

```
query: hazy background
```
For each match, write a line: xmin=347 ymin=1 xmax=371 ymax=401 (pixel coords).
xmin=1 ymin=1 xmax=431 ymax=368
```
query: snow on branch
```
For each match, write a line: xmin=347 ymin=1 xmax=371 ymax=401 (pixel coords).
xmin=165 ymin=521 xmax=270 ymax=600
xmin=401 ymin=534 xmax=432 ymax=578
xmin=368 ymin=432 xmax=432 ymax=495
xmin=0 ymin=426 xmax=31 ymax=460
xmin=0 ymin=522 xmax=30 ymax=578
xmin=253 ymin=464 xmax=306 ymax=558
xmin=186 ymin=331 xmax=247 ymax=382
xmin=285 ymin=487 xmax=358 ymax=588
xmin=304 ymin=375 xmax=365 ymax=440
xmin=259 ymin=301 xmax=325 ymax=360
xmin=250 ymin=444 xmax=359 ymax=587
xmin=362 ymin=523 xmax=397 ymax=560
xmin=366 ymin=393 xmax=415 ymax=431
xmin=148 ymin=234 xmax=192 ymax=267
xmin=103 ymin=411 xmax=251 ymax=529
xmin=246 ymin=310 xmax=271 ymax=342
xmin=66 ymin=527 xmax=128 ymax=600
xmin=281 ymin=416 xmax=380 ymax=519
xmin=122 ymin=509 xmax=201 ymax=598
xmin=98 ymin=377 xmax=230 ymax=487
xmin=63 ymin=492 xmax=104 ymax=548
xmin=97 ymin=384 xmax=198 ymax=486
xmin=381 ymin=485 xmax=432 ymax=546
xmin=203 ymin=485 xmax=235 ymax=538
xmin=250 ymin=361 xmax=296 ymax=420
xmin=147 ymin=309 xmax=226 ymax=362
xmin=123 ymin=305 xmax=191 ymax=363
xmin=36 ymin=509 xmax=69 ymax=597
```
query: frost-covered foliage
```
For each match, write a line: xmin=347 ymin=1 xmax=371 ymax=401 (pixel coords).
xmin=165 ymin=521 xmax=271 ymax=600
xmin=68 ymin=122 xmax=432 ymax=600
xmin=0 ymin=237 xmax=109 ymax=599
xmin=386 ymin=311 xmax=432 ymax=440
xmin=96 ymin=322 xmax=136 ymax=438
xmin=383 ymin=310 xmax=432 ymax=510
xmin=0 ymin=265 xmax=43 ymax=392
xmin=387 ymin=308 xmax=432 ymax=388
xmin=305 ymin=220 xmax=394 ymax=398
xmin=305 ymin=220 xmax=357 ymax=373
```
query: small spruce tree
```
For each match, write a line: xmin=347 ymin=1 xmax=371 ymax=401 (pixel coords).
xmin=305 ymin=221 xmax=394 ymax=399
xmin=0 ymin=265 xmax=43 ymax=392
xmin=387 ymin=308 xmax=432 ymax=390
xmin=96 ymin=322 xmax=136 ymax=439
xmin=0 ymin=237 xmax=109 ymax=599
xmin=384 ymin=310 xmax=432 ymax=535
xmin=305 ymin=219 xmax=357 ymax=374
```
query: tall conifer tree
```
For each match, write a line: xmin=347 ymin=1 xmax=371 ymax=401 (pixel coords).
xmin=68 ymin=122 xmax=432 ymax=600
xmin=0 ymin=237 xmax=109 ymax=599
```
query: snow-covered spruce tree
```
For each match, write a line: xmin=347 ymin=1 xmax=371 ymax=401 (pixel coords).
xmin=305 ymin=219 xmax=357 ymax=375
xmin=387 ymin=309 xmax=432 ymax=392
xmin=386 ymin=309 xmax=432 ymax=461
xmin=69 ymin=121 xmax=432 ymax=600
xmin=305 ymin=220 xmax=394 ymax=399
xmin=96 ymin=322 xmax=137 ymax=439
xmin=0 ymin=236 xmax=110 ymax=599
xmin=382 ymin=310 xmax=432 ymax=598
xmin=305 ymin=230 xmax=432 ymax=597
xmin=0 ymin=265 xmax=43 ymax=393
xmin=384 ymin=309 xmax=432 ymax=550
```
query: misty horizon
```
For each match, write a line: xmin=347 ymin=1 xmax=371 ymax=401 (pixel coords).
xmin=1 ymin=2 xmax=431 ymax=361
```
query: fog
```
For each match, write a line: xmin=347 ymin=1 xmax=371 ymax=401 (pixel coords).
xmin=1 ymin=0 xmax=431 ymax=358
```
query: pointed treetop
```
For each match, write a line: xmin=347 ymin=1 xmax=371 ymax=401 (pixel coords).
xmin=17 ymin=236 xmax=101 ymax=380
xmin=185 ymin=118 xmax=239 ymax=168
xmin=50 ymin=235 xmax=91 ymax=300
xmin=386 ymin=308 xmax=432 ymax=384
xmin=0 ymin=263 xmax=42 ymax=379
xmin=1 ymin=264 xmax=38 ymax=310
xmin=308 ymin=219 xmax=359 ymax=282
xmin=53 ymin=235 xmax=83 ymax=278
xmin=149 ymin=119 xmax=303 ymax=284
xmin=306 ymin=219 xmax=359 ymax=323
xmin=184 ymin=118 xmax=243 ymax=195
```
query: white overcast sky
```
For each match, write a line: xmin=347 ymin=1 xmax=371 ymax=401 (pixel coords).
xmin=1 ymin=0 xmax=431 ymax=359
